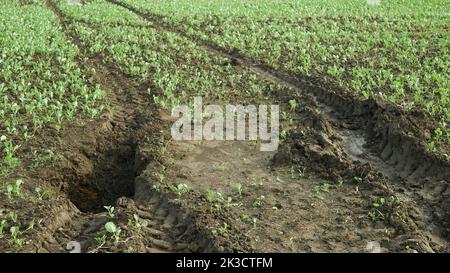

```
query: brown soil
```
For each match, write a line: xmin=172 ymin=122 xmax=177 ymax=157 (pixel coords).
xmin=0 ymin=0 xmax=218 ymax=253
xmin=0 ymin=0 xmax=448 ymax=253
xmin=107 ymin=0 xmax=450 ymax=249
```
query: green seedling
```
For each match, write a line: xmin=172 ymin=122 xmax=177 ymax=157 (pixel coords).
xmin=169 ymin=183 xmax=190 ymax=196
xmin=10 ymin=226 xmax=25 ymax=247
xmin=252 ymin=218 xmax=257 ymax=228
xmin=95 ymin=234 xmax=106 ymax=246
xmin=0 ymin=219 xmax=6 ymax=235
xmin=5 ymin=179 xmax=23 ymax=199
xmin=205 ymin=188 xmax=217 ymax=203
xmin=251 ymin=180 xmax=263 ymax=188
xmin=104 ymin=206 xmax=115 ymax=218
xmin=321 ymin=183 xmax=331 ymax=193
xmin=289 ymin=99 xmax=298 ymax=112
xmin=242 ymin=213 xmax=251 ymax=223
xmin=213 ymin=222 xmax=229 ymax=235
xmin=369 ymin=197 xmax=386 ymax=221
xmin=9 ymin=211 xmax=18 ymax=223
xmin=34 ymin=186 xmax=53 ymax=200
xmin=372 ymin=197 xmax=385 ymax=208
xmin=337 ymin=177 xmax=344 ymax=187
xmin=354 ymin=176 xmax=363 ymax=184
xmin=152 ymin=183 xmax=162 ymax=192
xmin=253 ymin=195 xmax=265 ymax=207
xmin=235 ymin=182 xmax=243 ymax=197
xmin=128 ymin=214 xmax=148 ymax=231
xmin=105 ymin=222 xmax=121 ymax=244
xmin=280 ymin=130 xmax=288 ymax=143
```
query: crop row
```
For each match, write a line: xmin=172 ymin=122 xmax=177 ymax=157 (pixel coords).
xmin=57 ymin=0 xmax=291 ymax=109
xmin=0 ymin=0 xmax=106 ymax=176
xmin=119 ymin=0 xmax=449 ymax=151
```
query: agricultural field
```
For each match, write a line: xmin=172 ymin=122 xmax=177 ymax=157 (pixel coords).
xmin=0 ymin=0 xmax=449 ymax=254
xmin=122 ymin=0 xmax=450 ymax=153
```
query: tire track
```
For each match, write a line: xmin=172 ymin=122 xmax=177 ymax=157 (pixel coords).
xmin=44 ymin=0 xmax=216 ymax=253
xmin=105 ymin=0 xmax=449 ymax=183
xmin=105 ymin=0 xmax=450 ymax=243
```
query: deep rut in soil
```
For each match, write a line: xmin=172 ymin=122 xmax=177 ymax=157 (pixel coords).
xmin=36 ymin=0 xmax=449 ymax=252
xmin=106 ymin=0 xmax=450 ymax=248
xmin=41 ymin=0 xmax=216 ymax=253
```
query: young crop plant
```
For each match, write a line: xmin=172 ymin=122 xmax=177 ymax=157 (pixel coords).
xmin=336 ymin=177 xmax=344 ymax=188
xmin=95 ymin=234 xmax=107 ymax=247
xmin=242 ymin=213 xmax=251 ymax=223
xmin=205 ymin=188 xmax=217 ymax=203
xmin=158 ymin=172 xmax=166 ymax=183
xmin=128 ymin=214 xmax=149 ymax=231
xmin=281 ymin=111 xmax=294 ymax=125
xmin=252 ymin=217 xmax=258 ymax=228
xmin=105 ymin=222 xmax=122 ymax=244
xmin=34 ymin=187 xmax=53 ymax=201
xmin=241 ymin=213 xmax=258 ymax=228
xmin=169 ymin=183 xmax=190 ymax=196
xmin=104 ymin=206 xmax=115 ymax=218
xmin=290 ymin=166 xmax=296 ymax=178
xmin=353 ymin=176 xmax=363 ymax=184
xmin=9 ymin=211 xmax=18 ymax=223
xmin=28 ymin=149 xmax=57 ymax=170
xmin=152 ymin=183 xmax=162 ymax=192
xmin=120 ymin=0 xmax=450 ymax=155
xmin=289 ymin=99 xmax=298 ymax=112
xmin=320 ymin=183 xmax=331 ymax=193
xmin=0 ymin=219 xmax=6 ymax=235
xmin=235 ymin=182 xmax=243 ymax=198
xmin=312 ymin=182 xmax=332 ymax=200
xmin=0 ymin=136 xmax=20 ymax=170
xmin=4 ymin=179 xmax=24 ymax=200
xmin=280 ymin=130 xmax=288 ymax=144
xmin=204 ymin=188 xmax=236 ymax=210
xmin=253 ymin=195 xmax=265 ymax=207
xmin=10 ymin=226 xmax=24 ymax=247
xmin=290 ymin=166 xmax=306 ymax=178
xmin=369 ymin=197 xmax=386 ymax=222
xmin=251 ymin=180 xmax=264 ymax=188
xmin=0 ymin=1 xmax=106 ymax=175
xmin=212 ymin=222 xmax=229 ymax=236
xmin=7 ymin=220 xmax=33 ymax=248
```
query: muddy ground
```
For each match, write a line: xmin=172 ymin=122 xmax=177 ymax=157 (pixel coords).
xmin=0 ymin=0 xmax=448 ymax=253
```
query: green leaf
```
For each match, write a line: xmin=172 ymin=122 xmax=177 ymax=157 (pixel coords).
xmin=105 ymin=222 xmax=117 ymax=233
